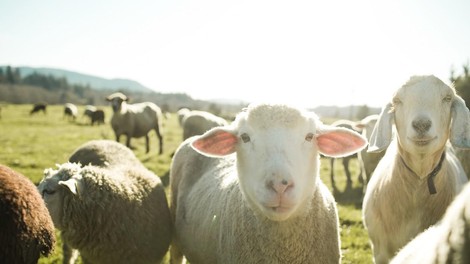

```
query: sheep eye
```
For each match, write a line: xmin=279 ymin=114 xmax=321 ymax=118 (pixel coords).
xmin=443 ymin=94 xmax=452 ymax=103
xmin=305 ymin=133 xmax=314 ymax=142
xmin=240 ymin=133 xmax=250 ymax=143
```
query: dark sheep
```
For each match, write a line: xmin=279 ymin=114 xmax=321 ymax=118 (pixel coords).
xmin=30 ymin=103 xmax=47 ymax=115
xmin=0 ymin=164 xmax=56 ymax=264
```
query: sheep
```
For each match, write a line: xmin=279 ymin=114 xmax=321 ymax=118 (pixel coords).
xmin=83 ymin=105 xmax=104 ymax=125
xmin=0 ymin=164 xmax=56 ymax=264
xmin=328 ymin=119 xmax=362 ymax=190
xmin=38 ymin=139 xmax=172 ymax=264
xmin=64 ymin=103 xmax=78 ymax=121
xmin=177 ymin=107 xmax=191 ymax=126
xmin=354 ymin=114 xmax=385 ymax=192
xmin=181 ymin=110 xmax=228 ymax=140
xmin=170 ymin=103 xmax=367 ymax=264
xmin=106 ymin=92 xmax=164 ymax=154
xmin=362 ymin=75 xmax=470 ymax=264
xmin=389 ymin=180 xmax=470 ymax=264
xmin=30 ymin=103 xmax=47 ymax=115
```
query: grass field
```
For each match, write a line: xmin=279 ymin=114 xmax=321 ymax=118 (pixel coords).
xmin=0 ymin=104 xmax=373 ymax=263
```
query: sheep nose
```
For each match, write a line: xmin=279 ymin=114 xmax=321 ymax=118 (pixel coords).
xmin=412 ymin=117 xmax=431 ymax=134
xmin=268 ymin=179 xmax=293 ymax=194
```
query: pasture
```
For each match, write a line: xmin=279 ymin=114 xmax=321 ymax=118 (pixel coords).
xmin=0 ymin=104 xmax=372 ymax=263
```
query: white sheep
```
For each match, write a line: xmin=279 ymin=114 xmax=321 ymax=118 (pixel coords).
xmin=0 ymin=164 xmax=56 ymax=263
xmin=362 ymin=75 xmax=470 ymax=264
xmin=354 ymin=114 xmax=385 ymax=192
xmin=181 ymin=110 xmax=228 ymax=140
xmin=170 ymin=103 xmax=367 ymax=264
xmin=64 ymin=103 xmax=78 ymax=121
xmin=390 ymin=181 xmax=470 ymax=264
xmin=38 ymin=140 xmax=172 ymax=264
xmin=106 ymin=92 xmax=164 ymax=154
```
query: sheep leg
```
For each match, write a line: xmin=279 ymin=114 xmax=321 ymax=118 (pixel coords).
xmin=62 ymin=241 xmax=80 ymax=264
xmin=155 ymin=125 xmax=163 ymax=155
xmin=145 ymin=134 xmax=150 ymax=153
xmin=170 ymin=243 xmax=186 ymax=264
xmin=342 ymin=158 xmax=352 ymax=189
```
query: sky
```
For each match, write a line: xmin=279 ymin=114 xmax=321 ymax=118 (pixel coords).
xmin=1 ymin=0 xmax=470 ymax=108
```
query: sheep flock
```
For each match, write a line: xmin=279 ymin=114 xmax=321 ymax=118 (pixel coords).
xmin=4 ymin=75 xmax=470 ymax=264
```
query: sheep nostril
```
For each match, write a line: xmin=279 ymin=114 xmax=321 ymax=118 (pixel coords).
xmin=412 ymin=118 xmax=431 ymax=133
xmin=269 ymin=179 xmax=293 ymax=194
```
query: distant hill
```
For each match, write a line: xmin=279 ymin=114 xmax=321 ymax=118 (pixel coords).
xmin=1 ymin=66 xmax=152 ymax=93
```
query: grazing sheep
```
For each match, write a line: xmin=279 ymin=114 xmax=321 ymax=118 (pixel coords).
xmin=329 ymin=119 xmax=361 ymax=190
xmin=170 ymin=103 xmax=367 ymax=264
xmin=354 ymin=114 xmax=385 ymax=191
xmin=38 ymin=140 xmax=172 ymax=264
xmin=0 ymin=164 xmax=56 ymax=264
xmin=363 ymin=75 xmax=470 ymax=264
xmin=390 ymin=181 xmax=470 ymax=264
xmin=83 ymin=105 xmax=105 ymax=125
xmin=182 ymin=110 xmax=228 ymax=140
xmin=64 ymin=103 xmax=78 ymax=121
xmin=106 ymin=92 xmax=164 ymax=154
xmin=30 ymin=103 xmax=47 ymax=115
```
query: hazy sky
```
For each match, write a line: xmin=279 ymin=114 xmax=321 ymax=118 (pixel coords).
xmin=1 ymin=0 xmax=470 ymax=108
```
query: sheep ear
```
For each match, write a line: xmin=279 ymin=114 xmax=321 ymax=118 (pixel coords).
xmin=316 ymin=125 xmax=367 ymax=158
xmin=191 ymin=127 xmax=238 ymax=158
xmin=368 ymin=103 xmax=394 ymax=153
xmin=59 ymin=178 xmax=82 ymax=196
xmin=450 ymin=95 xmax=470 ymax=148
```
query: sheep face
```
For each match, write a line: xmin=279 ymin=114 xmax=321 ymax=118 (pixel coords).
xmin=392 ymin=76 xmax=454 ymax=155
xmin=106 ymin=92 xmax=128 ymax=113
xmin=38 ymin=163 xmax=83 ymax=229
xmin=369 ymin=75 xmax=470 ymax=153
xmin=192 ymin=104 xmax=367 ymax=221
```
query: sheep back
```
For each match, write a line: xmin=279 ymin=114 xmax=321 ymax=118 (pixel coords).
xmin=182 ymin=110 xmax=228 ymax=140
xmin=69 ymin=139 xmax=142 ymax=168
xmin=170 ymin=139 xmax=340 ymax=264
xmin=0 ymin=165 xmax=55 ymax=264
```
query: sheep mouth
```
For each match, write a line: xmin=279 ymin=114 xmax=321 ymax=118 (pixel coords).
xmin=410 ymin=137 xmax=436 ymax=146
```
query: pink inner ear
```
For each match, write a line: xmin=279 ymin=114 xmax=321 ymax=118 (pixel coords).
xmin=317 ymin=130 xmax=366 ymax=157
xmin=192 ymin=130 xmax=238 ymax=156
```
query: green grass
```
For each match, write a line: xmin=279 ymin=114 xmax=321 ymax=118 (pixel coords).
xmin=0 ymin=104 xmax=373 ymax=263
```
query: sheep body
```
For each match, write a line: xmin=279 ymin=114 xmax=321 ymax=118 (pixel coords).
xmin=182 ymin=110 xmax=228 ymax=140
xmin=170 ymin=103 xmax=367 ymax=264
xmin=391 ymin=181 xmax=470 ymax=264
xmin=64 ymin=103 xmax=78 ymax=121
xmin=363 ymin=75 xmax=470 ymax=264
xmin=107 ymin=92 xmax=163 ymax=154
xmin=84 ymin=105 xmax=105 ymax=125
xmin=30 ymin=103 xmax=47 ymax=115
xmin=38 ymin=140 xmax=171 ymax=264
xmin=0 ymin=164 xmax=55 ymax=264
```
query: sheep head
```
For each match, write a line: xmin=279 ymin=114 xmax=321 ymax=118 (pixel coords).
xmin=368 ymin=75 xmax=470 ymax=154
xmin=106 ymin=92 xmax=128 ymax=113
xmin=38 ymin=163 xmax=84 ymax=229
xmin=191 ymin=103 xmax=367 ymax=221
